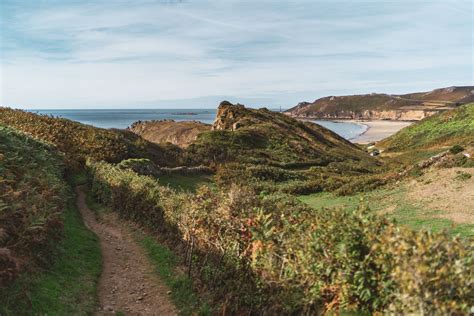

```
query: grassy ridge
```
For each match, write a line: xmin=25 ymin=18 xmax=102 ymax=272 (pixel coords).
xmin=287 ymin=86 xmax=474 ymax=117
xmin=0 ymin=107 xmax=181 ymax=168
xmin=185 ymin=103 xmax=370 ymax=166
xmin=379 ymin=103 xmax=474 ymax=151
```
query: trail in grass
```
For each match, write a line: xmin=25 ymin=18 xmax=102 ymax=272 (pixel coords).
xmin=75 ymin=186 xmax=177 ymax=315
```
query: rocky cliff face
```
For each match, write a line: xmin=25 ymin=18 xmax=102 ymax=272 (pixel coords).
xmin=288 ymin=109 xmax=440 ymax=121
xmin=286 ymin=86 xmax=474 ymax=121
xmin=212 ymin=101 xmax=249 ymax=131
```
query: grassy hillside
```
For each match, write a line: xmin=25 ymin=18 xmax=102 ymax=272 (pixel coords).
xmin=378 ymin=103 xmax=474 ymax=151
xmin=0 ymin=126 xmax=101 ymax=313
xmin=287 ymin=86 xmax=474 ymax=118
xmin=185 ymin=101 xmax=370 ymax=166
xmin=0 ymin=108 xmax=181 ymax=169
xmin=299 ymin=167 xmax=474 ymax=239
xmin=0 ymin=126 xmax=67 ymax=286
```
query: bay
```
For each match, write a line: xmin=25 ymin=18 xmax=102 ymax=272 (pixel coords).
xmin=30 ymin=109 xmax=366 ymax=141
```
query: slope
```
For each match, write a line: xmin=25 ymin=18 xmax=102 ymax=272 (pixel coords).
xmin=184 ymin=101 xmax=371 ymax=166
xmin=0 ymin=107 xmax=181 ymax=168
xmin=378 ymin=103 xmax=474 ymax=151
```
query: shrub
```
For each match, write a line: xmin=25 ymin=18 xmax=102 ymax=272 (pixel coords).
xmin=449 ymin=144 xmax=465 ymax=154
xmin=454 ymin=170 xmax=472 ymax=181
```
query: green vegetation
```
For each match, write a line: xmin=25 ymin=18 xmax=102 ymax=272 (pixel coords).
xmin=454 ymin=170 xmax=472 ymax=181
xmin=299 ymin=187 xmax=474 ymax=238
xmin=140 ymin=236 xmax=211 ymax=315
xmin=0 ymin=201 xmax=102 ymax=315
xmin=87 ymin=160 xmax=473 ymax=314
xmin=286 ymin=86 xmax=474 ymax=118
xmin=185 ymin=102 xmax=371 ymax=166
xmin=0 ymin=126 xmax=101 ymax=314
xmin=82 ymin=178 xmax=210 ymax=314
xmin=2 ymin=100 xmax=473 ymax=314
xmin=0 ymin=108 xmax=180 ymax=169
xmin=157 ymin=174 xmax=213 ymax=192
xmin=0 ymin=126 xmax=66 ymax=286
xmin=379 ymin=103 xmax=474 ymax=151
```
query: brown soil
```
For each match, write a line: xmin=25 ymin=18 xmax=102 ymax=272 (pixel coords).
xmin=405 ymin=168 xmax=474 ymax=224
xmin=129 ymin=120 xmax=211 ymax=148
xmin=75 ymin=186 xmax=177 ymax=315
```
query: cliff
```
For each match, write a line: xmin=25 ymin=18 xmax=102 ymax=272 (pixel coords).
xmin=286 ymin=86 xmax=474 ymax=121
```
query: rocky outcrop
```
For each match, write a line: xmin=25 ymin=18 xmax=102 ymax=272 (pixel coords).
xmin=128 ymin=120 xmax=211 ymax=148
xmin=212 ymin=101 xmax=248 ymax=131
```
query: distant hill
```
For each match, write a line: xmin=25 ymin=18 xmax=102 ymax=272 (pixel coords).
xmin=128 ymin=120 xmax=211 ymax=148
xmin=184 ymin=101 xmax=371 ymax=165
xmin=378 ymin=103 xmax=474 ymax=151
xmin=0 ymin=107 xmax=181 ymax=168
xmin=286 ymin=86 xmax=474 ymax=121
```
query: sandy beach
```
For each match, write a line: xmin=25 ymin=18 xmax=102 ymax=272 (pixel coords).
xmin=347 ymin=120 xmax=413 ymax=144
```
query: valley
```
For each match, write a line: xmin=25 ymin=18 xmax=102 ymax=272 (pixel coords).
xmin=0 ymin=101 xmax=473 ymax=315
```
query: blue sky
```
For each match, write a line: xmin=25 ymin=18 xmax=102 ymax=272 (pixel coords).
xmin=0 ymin=0 xmax=472 ymax=109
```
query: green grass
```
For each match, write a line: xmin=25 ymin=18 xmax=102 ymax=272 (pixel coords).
xmin=0 ymin=198 xmax=102 ymax=315
xmin=157 ymin=174 xmax=214 ymax=192
xmin=299 ymin=186 xmax=474 ymax=238
xmin=379 ymin=103 xmax=474 ymax=151
xmin=139 ymin=236 xmax=212 ymax=316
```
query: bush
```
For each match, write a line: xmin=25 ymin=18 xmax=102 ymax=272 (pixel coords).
xmin=449 ymin=144 xmax=465 ymax=154
xmin=454 ymin=170 xmax=472 ymax=181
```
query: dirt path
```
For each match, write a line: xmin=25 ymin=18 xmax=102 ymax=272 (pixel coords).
xmin=75 ymin=186 xmax=177 ymax=315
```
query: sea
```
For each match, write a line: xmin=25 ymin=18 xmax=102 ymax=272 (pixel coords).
xmin=29 ymin=109 xmax=367 ymax=141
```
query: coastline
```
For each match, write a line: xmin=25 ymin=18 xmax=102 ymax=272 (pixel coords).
xmin=298 ymin=116 xmax=414 ymax=144
xmin=345 ymin=120 xmax=413 ymax=144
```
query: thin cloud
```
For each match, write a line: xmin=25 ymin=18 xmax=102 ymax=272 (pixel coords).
xmin=0 ymin=0 xmax=472 ymax=108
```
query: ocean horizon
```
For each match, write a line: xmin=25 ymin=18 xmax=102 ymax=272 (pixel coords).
xmin=29 ymin=108 xmax=367 ymax=141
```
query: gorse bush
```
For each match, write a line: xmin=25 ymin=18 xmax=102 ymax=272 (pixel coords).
xmin=449 ymin=144 xmax=465 ymax=154
xmin=87 ymin=160 xmax=473 ymax=314
xmin=0 ymin=126 xmax=67 ymax=287
xmin=376 ymin=226 xmax=473 ymax=314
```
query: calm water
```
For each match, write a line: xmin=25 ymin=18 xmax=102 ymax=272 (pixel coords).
xmin=30 ymin=109 xmax=366 ymax=140
xmin=313 ymin=120 xmax=367 ymax=141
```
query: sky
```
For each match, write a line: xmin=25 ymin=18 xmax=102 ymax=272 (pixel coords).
xmin=0 ymin=0 xmax=472 ymax=109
